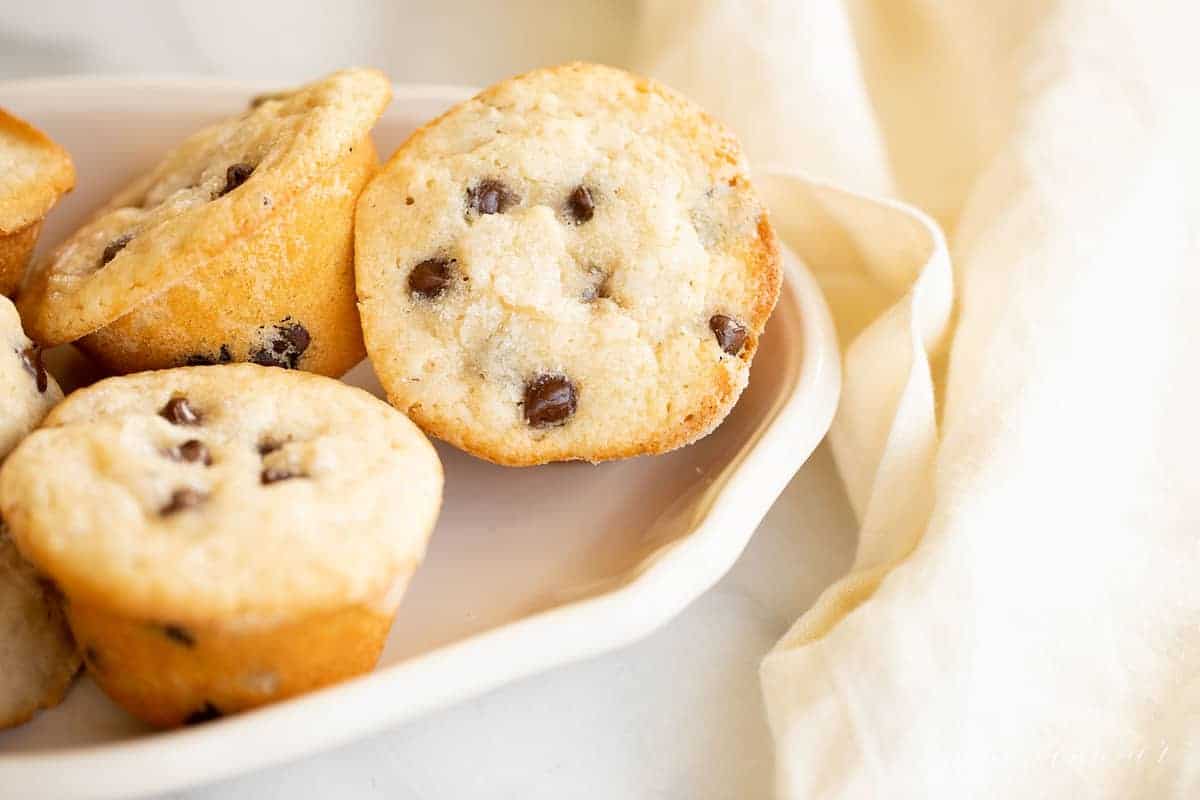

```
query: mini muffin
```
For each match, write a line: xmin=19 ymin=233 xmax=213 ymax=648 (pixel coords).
xmin=355 ymin=63 xmax=780 ymax=466
xmin=0 ymin=109 xmax=74 ymax=297
xmin=0 ymin=294 xmax=62 ymax=456
xmin=0 ymin=294 xmax=75 ymax=729
xmin=0 ymin=521 xmax=78 ymax=729
xmin=18 ymin=69 xmax=391 ymax=377
xmin=0 ymin=364 xmax=442 ymax=727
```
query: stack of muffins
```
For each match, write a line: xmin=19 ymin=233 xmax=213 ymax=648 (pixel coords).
xmin=0 ymin=64 xmax=780 ymax=729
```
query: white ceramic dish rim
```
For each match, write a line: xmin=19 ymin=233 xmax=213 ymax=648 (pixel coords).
xmin=0 ymin=78 xmax=842 ymax=799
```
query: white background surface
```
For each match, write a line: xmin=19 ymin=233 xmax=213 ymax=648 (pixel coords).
xmin=0 ymin=3 xmax=858 ymax=796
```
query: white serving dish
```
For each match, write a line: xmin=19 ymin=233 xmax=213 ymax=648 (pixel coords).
xmin=0 ymin=79 xmax=840 ymax=799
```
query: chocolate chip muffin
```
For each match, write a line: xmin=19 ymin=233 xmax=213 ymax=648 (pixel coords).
xmin=0 ymin=294 xmax=62 ymax=457
xmin=355 ymin=63 xmax=780 ymax=466
xmin=0 ymin=521 xmax=78 ymax=729
xmin=18 ymin=68 xmax=391 ymax=377
xmin=0 ymin=294 xmax=75 ymax=729
xmin=0 ymin=108 xmax=74 ymax=297
xmin=0 ymin=364 xmax=442 ymax=727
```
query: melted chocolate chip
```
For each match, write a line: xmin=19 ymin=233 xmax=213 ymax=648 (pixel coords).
xmin=709 ymin=314 xmax=748 ymax=356
xmin=467 ymin=179 xmax=517 ymax=215
xmin=161 ymin=624 xmax=196 ymax=647
xmin=18 ymin=346 xmax=48 ymax=393
xmin=279 ymin=321 xmax=310 ymax=355
xmin=249 ymin=319 xmax=310 ymax=369
xmin=184 ymin=345 xmax=232 ymax=367
xmin=161 ymin=488 xmax=207 ymax=516
xmin=101 ymin=234 xmax=133 ymax=266
xmin=408 ymin=258 xmax=453 ymax=299
xmin=183 ymin=702 xmax=223 ymax=725
xmin=567 ymin=185 xmax=595 ymax=223
xmin=218 ymin=162 xmax=255 ymax=197
xmin=523 ymin=374 xmax=577 ymax=428
xmin=160 ymin=396 xmax=201 ymax=426
xmin=168 ymin=440 xmax=212 ymax=466
xmin=261 ymin=466 xmax=302 ymax=485
xmin=249 ymin=349 xmax=286 ymax=368
xmin=257 ymin=438 xmax=284 ymax=456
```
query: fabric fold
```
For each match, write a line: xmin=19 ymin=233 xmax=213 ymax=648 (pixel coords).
xmin=640 ymin=1 xmax=1200 ymax=797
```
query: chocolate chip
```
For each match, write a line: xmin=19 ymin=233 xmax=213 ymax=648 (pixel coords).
xmin=218 ymin=162 xmax=255 ymax=197
xmin=467 ymin=179 xmax=516 ymax=215
xmin=160 ymin=624 xmax=196 ymax=647
xmin=160 ymin=396 xmax=201 ymax=426
xmin=250 ymin=319 xmax=310 ymax=369
xmin=184 ymin=345 xmax=232 ymax=367
xmin=709 ymin=314 xmax=748 ymax=356
xmin=581 ymin=268 xmax=610 ymax=303
xmin=101 ymin=234 xmax=133 ymax=266
xmin=183 ymin=702 xmax=223 ymax=725
xmin=17 ymin=346 xmax=48 ymax=393
xmin=271 ymin=323 xmax=310 ymax=365
xmin=284 ymin=321 xmax=309 ymax=352
xmin=249 ymin=349 xmax=286 ymax=368
xmin=523 ymin=374 xmax=577 ymax=428
xmin=257 ymin=438 xmax=283 ymax=456
xmin=567 ymin=185 xmax=595 ymax=223
xmin=167 ymin=440 xmax=212 ymax=466
xmin=261 ymin=466 xmax=302 ymax=485
xmin=261 ymin=465 xmax=289 ymax=484
xmin=408 ymin=258 xmax=453 ymax=299
xmin=161 ymin=488 xmax=206 ymax=516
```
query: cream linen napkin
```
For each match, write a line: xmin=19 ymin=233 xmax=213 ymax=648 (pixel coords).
xmin=635 ymin=1 xmax=1200 ymax=797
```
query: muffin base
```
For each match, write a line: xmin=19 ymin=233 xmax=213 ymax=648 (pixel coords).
xmin=68 ymin=581 xmax=409 ymax=728
xmin=77 ymin=139 xmax=377 ymax=378
xmin=0 ymin=221 xmax=41 ymax=298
